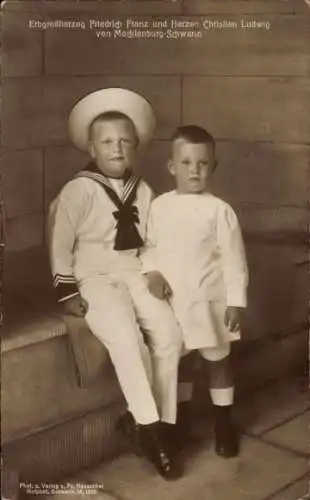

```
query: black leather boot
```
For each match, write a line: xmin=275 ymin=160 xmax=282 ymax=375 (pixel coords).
xmin=116 ymin=411 xmax=143 ymax=456
xmin=139 ymin=422 xmax=183 ymax=480
xmin=213 ymin=405 xmax=239 ymax=458
xmin=160 ymin=422 xmax=179 ymax=456
xmin=176 ymin=401 xmax=192 ymax=442
xmin=161 ymin=402 xmax=192 ymax=455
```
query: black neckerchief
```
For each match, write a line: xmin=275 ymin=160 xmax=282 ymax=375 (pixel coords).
xmin=75 ymin=162 xmax=143 ymax=250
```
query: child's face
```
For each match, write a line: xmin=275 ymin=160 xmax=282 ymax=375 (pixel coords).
xmin=168 ymin=139 xmax=215 ymax=194
xmin=88 ymin=118 xmax=138 ymax=178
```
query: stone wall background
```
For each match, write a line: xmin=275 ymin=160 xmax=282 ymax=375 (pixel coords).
xmin=1 ymin=0 xmax=309 ymax=341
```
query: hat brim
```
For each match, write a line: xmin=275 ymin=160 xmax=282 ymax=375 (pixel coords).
xmin=68 ymin=88 xmax=156 ymax=151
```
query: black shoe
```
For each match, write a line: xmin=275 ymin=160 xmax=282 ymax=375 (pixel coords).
xmin=116 ymin=411 xmax=143 ymax=456
xmin=176 ymin=401 xmax=192 ymax=443
xmin=139 ymin=422 xmax=183 ymax=480
xmin=161 ymin=402 xmax=192 ymax=455
xmin=161 ymin=422 xmax=179 ymax=456
xmin=213 ymin=405 xmax=239 ymax=458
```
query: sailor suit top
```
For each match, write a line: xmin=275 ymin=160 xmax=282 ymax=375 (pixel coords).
xmin=48 ymin=166 xmax=152 ymax=302
xmin=142 ymin=191 xmax=249 ymax=348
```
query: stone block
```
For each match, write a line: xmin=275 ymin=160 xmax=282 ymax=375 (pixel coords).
xmin=212 ymin=142 xmax=310 ymax=207
xmin=294 ymin=0 xmax=310 ymax=12
xmin=4 ymin=214 xmax=44 ymax=251
xmin=44 ymin=147 xmax=89 ymax=208
xmin=2 ymin=334 xmax=121 ymax=442
xmin=44 ymin=13 xmax=310 ymax=77
xmin=244 ymin=242 xmax=308 ymax=339
xmin=2 ymin=402 xmax=124 ymax=483
xmin=69 ymin=436 xmax=308 ymax=500
xmin=2 ymin=1 xmax=182 ymax=14
xmin=183 ymin=0 xmax=298 ymax=14
xmin=1 ymin=150 xmax=43 ymax=219
xmin=263 ymin=412 xmax=310 ymax=455
xmin=186 ymin=14 xmax=309 ymax=77
xmin=183 ymin=77 xmax=310 ymax=143
xmin=1 ymin=12 xmax=43 ymax=76
xmin=268 ymin=476 xmax=309 ymax=500
xmin=3 ymin=247 xmax=51 ymax=287
xmin=236 ymin=205 xmax=308 ymax=234
xmin=238 ymin=375 xmax=310 ymax=436
xmin=234 ymin=330 xmax=308 ymax=392
xmin=1 ymin=79 xmax=44 ymax=149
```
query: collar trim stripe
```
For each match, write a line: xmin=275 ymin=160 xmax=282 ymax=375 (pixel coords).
xmin=75 ymin=170 xmax=140 ymax=204
xmin=122 ymin=175 xmax=140 ymax=203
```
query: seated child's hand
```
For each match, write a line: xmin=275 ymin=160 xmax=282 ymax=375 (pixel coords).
xmin=60 ymin=294 xmax=88 ymax=317
xmin=224 ymin=306 xmax=244 ymax=332
xmin=145 ymin=271 xmax=172 ymax=300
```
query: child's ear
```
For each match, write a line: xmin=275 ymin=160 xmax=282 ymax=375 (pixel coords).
xmin=167 ymin=159 xmax=176 ymax=176
xmin=88 ymin=142 xmax=95 ymax=159
xmin=213 ymin=159 xmax=218 ymax=173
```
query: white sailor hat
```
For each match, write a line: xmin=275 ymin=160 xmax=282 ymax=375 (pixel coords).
xmin=68 ymin=88 xmax=156 ymax=151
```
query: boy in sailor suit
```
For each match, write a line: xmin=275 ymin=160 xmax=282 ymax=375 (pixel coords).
xmin=143 ymin=125 xmax=249 ymax=457
xmin=47 ymin=88 xmax=183 ymax=480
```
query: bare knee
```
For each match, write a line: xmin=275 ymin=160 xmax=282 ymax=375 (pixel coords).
xmin=206 ymin=356 xmax=233 ymax=388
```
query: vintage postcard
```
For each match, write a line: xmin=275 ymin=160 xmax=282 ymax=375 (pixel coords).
xmin=1 ymin=1 xmax=309 ymax=499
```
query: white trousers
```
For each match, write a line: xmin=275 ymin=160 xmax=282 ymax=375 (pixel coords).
xmin=79 ymin=271 xmax=182 ymax=425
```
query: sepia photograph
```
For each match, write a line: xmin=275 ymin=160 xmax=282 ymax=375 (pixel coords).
xmin=1 ymin=1 xmax=309 ymax=499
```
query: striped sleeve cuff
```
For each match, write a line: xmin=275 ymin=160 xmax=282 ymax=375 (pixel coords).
xmin=53 ymin=274 xmax=79 ymax=303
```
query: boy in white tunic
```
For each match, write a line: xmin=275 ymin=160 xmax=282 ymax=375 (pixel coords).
xmin=143 ymin=125 xmax=249 ymax=457
xmin=48 ymin=88 xmax=183 ymax=480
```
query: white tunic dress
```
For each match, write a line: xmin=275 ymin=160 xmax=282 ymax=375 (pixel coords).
xmin=142 ymin=191 xmax=249 ymax=349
